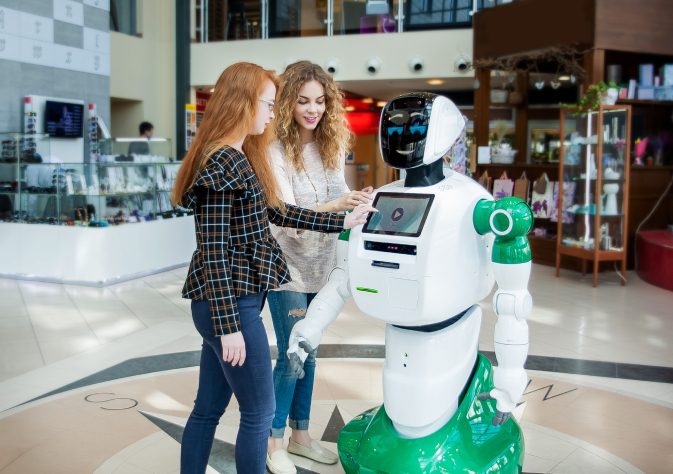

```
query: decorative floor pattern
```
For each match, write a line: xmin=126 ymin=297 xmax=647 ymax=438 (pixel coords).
xmin=0 ymin=264 xmax=672 ymax=473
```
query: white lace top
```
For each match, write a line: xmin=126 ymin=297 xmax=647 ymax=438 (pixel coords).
xmin=270 ymin=141 xmax=350 ymax=293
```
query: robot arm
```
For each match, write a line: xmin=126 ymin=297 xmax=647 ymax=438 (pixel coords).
xmin=473 ymin=197 xmax=533 ymax=425
xmin=287 ymin=232 xmax=352 ymax=378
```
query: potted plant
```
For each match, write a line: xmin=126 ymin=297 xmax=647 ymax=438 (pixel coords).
xmin=575 ymin=81 xmax=619 ymax=110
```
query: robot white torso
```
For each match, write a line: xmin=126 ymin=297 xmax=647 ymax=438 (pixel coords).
xmin=348 ymin=172 xmax=494 ymax=326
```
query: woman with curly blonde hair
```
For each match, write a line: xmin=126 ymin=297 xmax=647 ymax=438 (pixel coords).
xmin=266 ymin=61 xmax=373 ymax=474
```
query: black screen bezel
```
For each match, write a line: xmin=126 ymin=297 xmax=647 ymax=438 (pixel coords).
xmin=44 ymin=100 xmax=84 ymax=138
xmin=363 ymin=192 xmax=435 ymax=237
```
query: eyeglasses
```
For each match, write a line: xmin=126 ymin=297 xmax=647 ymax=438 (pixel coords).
xmin=259 ymin=98 xmax=275 ymax=112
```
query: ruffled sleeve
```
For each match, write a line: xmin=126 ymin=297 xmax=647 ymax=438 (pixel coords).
xmin=181 ymin=147 xmax=248 ymax=209
xmin=194 ymin=148 xmax=247 ymax=191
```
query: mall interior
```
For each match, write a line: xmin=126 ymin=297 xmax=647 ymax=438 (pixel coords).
xmin=0 ymin=0 xmax=672 ymax=473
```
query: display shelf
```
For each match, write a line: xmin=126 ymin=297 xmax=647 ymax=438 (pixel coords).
xmin=0 ymin=135 xmax=196 ymax=285
xmin=617 ymin=99 xmax=673 ymax=107
xmin=0 ymin=134 xmax=181 ymax=225
xmin=476 ymin=162 xmax=559 ymax=170
xmin=555 ymin=105 xmax=632 ymax=287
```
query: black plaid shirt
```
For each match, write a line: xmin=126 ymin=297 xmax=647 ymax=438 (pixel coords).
xmin=181 ymin=146 xmax=345 ymax=335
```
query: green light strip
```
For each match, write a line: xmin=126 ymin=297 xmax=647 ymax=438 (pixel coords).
xmin=356 ymin=287 xmax=379 ymax=293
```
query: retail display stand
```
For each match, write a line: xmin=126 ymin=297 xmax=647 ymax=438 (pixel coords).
xmin=555 ymin=105 xmax=632 ymax=287
xmin=0 ymin=134 xmax=195 ymax=286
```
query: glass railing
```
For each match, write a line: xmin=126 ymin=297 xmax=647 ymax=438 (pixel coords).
xmin=192 ymin=0 xmax=514 ymax=42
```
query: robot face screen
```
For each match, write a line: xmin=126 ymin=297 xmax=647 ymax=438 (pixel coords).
xmin=380 ymin=97 xmax=431 ymax=169
xmin=363 ymin=192 xmax=434 ymax=237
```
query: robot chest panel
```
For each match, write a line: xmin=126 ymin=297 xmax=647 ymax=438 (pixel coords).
xmin=349 ymin=185 xmax=492 ymax=324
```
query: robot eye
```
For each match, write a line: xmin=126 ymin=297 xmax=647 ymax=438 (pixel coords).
xmin=387 ymin=126 xmax=403 ymax=136
xmin=409 ymin=125 xmax=427 ymax=135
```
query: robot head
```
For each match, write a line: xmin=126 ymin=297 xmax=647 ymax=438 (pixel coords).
xmin=379 ymin=93 xmax=465 ymax=169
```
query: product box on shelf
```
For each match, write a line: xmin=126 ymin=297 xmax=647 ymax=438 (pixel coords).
xmin=654 ymin=86 xmax=673 ymax=101
xmin=662 ymin=64 xmax=673 ymax=87
xmin=637 ymin=86 xmax=655 ymax=100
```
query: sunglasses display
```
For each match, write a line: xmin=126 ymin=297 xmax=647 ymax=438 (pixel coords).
xmin=0 ymin=135 xmax=190 ymax=226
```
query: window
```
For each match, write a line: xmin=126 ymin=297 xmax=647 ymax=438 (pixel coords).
xmin=110 ymin=0 xmax=138 ymax=36
xmin=405 ymin=0 xmax=473 ymax=30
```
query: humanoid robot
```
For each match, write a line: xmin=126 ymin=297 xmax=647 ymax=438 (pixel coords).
xmin=288 ymin=93 xmax=533 ymax=473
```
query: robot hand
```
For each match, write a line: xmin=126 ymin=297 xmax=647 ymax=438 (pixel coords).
xmin=477 ymin=389 xmax=515 ymax=426
xmin=477 ymin=365 xmax=527 ymax=426
xmin=286 ymin=318 xmax=323 ymax=379
xmin=287 ymin=337 xmax=314 ymax=379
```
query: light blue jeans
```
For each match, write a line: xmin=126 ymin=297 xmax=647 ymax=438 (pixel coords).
xmin=268 ymin=290 xmax=317 ymax=438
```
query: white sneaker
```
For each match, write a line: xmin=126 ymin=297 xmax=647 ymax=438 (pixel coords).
xmin=266 ymin=448 xmax=297 ymax=474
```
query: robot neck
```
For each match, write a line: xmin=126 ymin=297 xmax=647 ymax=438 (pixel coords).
xmin=404 ymin=160 xmax=444 ymax=188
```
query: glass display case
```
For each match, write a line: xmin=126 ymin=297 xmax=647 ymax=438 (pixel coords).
xmin=99 ymin=137 xmax=173 ymax=161
xmin=0 ymin=134 xmax=185 ymax=225
xmin=555 ymin=105 xmax=632 ymax=287
xmin=529 ymin=127 xmax=562 ymax=164
xmin=0 ymin=133 xmax=51 ymax=221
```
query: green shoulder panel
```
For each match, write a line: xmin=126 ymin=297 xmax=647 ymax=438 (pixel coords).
xmin=473 ymin=198 xmax=533 ymax=265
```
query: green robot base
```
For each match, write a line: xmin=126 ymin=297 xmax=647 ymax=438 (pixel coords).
xmin=338 ymin=354 xmax=524 ymax=474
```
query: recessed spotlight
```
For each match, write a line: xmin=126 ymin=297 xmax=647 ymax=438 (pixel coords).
xmin=362 ymin=98 xmax=374 ymax=104
xmin=426 ymin=79 xmax=444 ymax=86
xmin=376 ymin=101 xmax=387 ymax=108
xmin=345 ymin=105 xmax=355 ymax=112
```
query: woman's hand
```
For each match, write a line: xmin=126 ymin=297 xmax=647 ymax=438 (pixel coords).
xmin=331 ymin=186 xmax=374 ymax=212
xmin=221 ymin=331 xmax=246 ymax=366
xmin=344 ymin=203 xmax=377 ymax=229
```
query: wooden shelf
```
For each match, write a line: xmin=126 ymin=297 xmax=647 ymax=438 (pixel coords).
xmin=476 ymin=163 xmax=558 ymax=169
xmin=617 ymin=99 xmax=673 ymax=106
xmin=631 ymin=165 xmax=673 ymax=171
xmin=557 ymin=245 xmax=627 ymax=261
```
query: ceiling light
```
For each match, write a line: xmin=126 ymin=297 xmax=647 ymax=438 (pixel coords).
xmin=362 ymin=98 xmax=374 ymax=104
xmin=558 ymin=75 xmax=571 ymax=81
xmin=345 ymin=105 xmax=355 ymax=112
xmin=209 ymin=88 xmax=215 ymax=93
xmin=426 ymin=79 xmax=444 ymax=86
xmin=376 ymin=101 xmax=387 ymax=108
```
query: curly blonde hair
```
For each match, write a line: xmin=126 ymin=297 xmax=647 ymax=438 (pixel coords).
xmin=274 ymin=61 xmax=352 ymax=171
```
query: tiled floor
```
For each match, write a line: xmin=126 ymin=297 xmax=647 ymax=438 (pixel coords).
xmin=0 ymin=264 xmax=672 ymax=473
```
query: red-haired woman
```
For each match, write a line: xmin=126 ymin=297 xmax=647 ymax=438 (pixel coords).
xmin=171 ymin=62 xmax=374 ymax=474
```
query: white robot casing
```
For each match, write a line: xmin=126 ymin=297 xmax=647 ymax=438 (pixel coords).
xmin=290 ymin=92 xmax=531 ymax=439
xmin=348 ymin=176 xmax=495 ymax=326
xmin=345 ymin=173 xmax=495 ymax=436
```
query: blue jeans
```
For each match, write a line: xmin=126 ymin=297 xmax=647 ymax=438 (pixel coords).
xmin=268 ymin=290 xmax=317 ymax=438
xmin=181 ymin=294 xmax=274 ymax=474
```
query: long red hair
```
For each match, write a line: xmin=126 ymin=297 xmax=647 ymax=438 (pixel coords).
xmin=172 ymin=62 xmax=282 ymax=209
